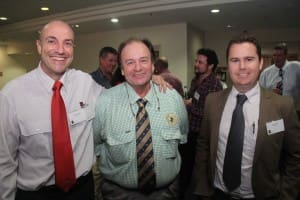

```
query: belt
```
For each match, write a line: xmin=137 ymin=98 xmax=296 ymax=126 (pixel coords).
xmin=18 ymin=170 xmax=93 ymax=193
xmin=104 ymin=175 xmax=179 ymax=195
xmin=214 ymin=188 xmax=255 ymax=200
xmin=40 ymin=170 xmax=92 ymax=192
xmin=16 ymin=171 xmax=93 ymax=199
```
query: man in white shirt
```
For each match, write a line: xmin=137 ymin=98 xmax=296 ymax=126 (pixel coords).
xmin=259 ymin=43 xmax=300 ymax=118
xmin=0 ymin=20 xmax=104 ymax=200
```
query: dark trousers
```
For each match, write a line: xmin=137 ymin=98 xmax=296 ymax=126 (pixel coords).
xmin=15 ymin=171 xmax=94 ymax=200
xmin=179 ymin=130 xmax=198 ymax=199
xmin=213 ymin=189 xmax=255 ymax=200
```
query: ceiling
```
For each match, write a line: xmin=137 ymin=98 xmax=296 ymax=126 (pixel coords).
xmin=0 ymin=0 xmax=300 ymax=42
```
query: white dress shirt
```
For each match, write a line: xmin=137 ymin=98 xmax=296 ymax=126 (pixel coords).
xmin=0 ymin=64 xmax=104 ymax=200
xmin=259 ymin=60 xmax=300 ymax=110
xmin=214 ymin=83 xmax=260 ymax=198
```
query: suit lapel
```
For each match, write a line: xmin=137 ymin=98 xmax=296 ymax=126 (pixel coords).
xmin=210 ymin=89 xmax=231 ymax=175
xmin=253 ymin=88 xmax=272 ymax=166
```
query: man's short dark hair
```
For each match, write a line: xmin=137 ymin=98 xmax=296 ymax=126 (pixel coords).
xmin=118 ymin=38 xmax=156 ymax=65
xmin=154 ymin=57 xmax=168 ymax=69
xmin=99 ymin=46 xmax=118 ymax=58
xmin=197 ymin=48 xmax=219 ymax=71
xmin=226 ymin=34 xmax=262 ymax=61
xmin=274 ymin=42 xmax=288 ymax=55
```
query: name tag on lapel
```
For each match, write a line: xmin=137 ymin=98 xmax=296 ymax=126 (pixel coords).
xmin=266 ymin=119 xmax=285 ymax=135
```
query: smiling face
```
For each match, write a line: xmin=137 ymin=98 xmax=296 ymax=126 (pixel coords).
xmin=36 ymin=20 xmax=74 ymax=80
xmin=120 ymin=41 xmax=154 ymax=96
xmin=227 ymin=42 xmax=263 ymax=93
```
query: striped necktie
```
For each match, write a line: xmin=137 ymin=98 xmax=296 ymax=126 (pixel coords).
xmin=276 ymin=68 xmax=283 ymax=95
xmin=136 ymin=98 xmax=156 ymax=192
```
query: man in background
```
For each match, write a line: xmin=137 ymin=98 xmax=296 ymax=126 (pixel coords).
xmin=180 ymin=48 xmax=222 ymax=199
xmin=154 ymin=56 xmax=184 ymax=97
xmin=91 ymin=46 xmax=118 ymax=88
xmin=90 ymin=46 xmax=118 ymax=200
xmin=259 ymin=43 xmax=300 ymax=118
xmin=93 ymin=38 xmax=188 ymax=200
xmin=193 ymin=35 xmax=300 ymax=199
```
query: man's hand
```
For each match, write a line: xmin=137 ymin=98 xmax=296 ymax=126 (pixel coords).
xmin=184 ymin=98 xmax=192 ymax=106
xmin=272 ymin=88 xmax=282 ymax=95
xmin=152 ymin=75 xmax=173 ymax=93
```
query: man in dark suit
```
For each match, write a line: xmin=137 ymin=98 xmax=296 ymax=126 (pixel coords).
xmin=192 ymin=35 xmax=300 ymax=199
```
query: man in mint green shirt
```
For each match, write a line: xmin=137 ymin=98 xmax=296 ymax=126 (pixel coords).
xmin=93 ymin=38 xmax=188 ymax=200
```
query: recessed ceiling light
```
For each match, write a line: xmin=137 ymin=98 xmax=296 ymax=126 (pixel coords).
xmin=41 ymin=7 xmax=49 ymax=11
xmin=226 ymin=24 xmax=232 ymax=28
xmin=111 ymin=18 xmax=119 ymax=23
xmin=0 ymin=17 xmax=8 ymax=21
xmin=74 ymin=24 xmax=79 ymax=28
xmin=210 ymin=9 xmax=220 ymax=13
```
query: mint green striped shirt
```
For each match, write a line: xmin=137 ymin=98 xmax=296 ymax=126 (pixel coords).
xmin=93 ymin=82 xmax=188 ymax=188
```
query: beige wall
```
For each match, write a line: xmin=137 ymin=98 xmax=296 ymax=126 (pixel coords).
xmin=187 ymin=24 xmax=204 ymax=86
xmin=0 ymin=45 xmax=32 ymax=88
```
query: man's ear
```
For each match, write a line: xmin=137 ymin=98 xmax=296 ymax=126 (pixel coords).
xmin=151 ymin=64 xmax=155 ymax=74
xmin=259 ymin=58 xmax=264 ymax=71
xmin=36 ymin=40 xmax=42 ymax=55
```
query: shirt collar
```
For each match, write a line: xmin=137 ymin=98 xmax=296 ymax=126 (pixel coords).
xmin=125 ymin=81 xmax=156 ymax=108
xmin=276 ymin=60 xmax=289 ymax=70
xmin=37 ymin=62 xmax=69 ymax=93
xmin=230 ymin=82 xmax=260 ymax=104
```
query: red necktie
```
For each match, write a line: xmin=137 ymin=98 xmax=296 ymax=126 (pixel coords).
xmin=51 ymin=81 xmax=76 ymax=192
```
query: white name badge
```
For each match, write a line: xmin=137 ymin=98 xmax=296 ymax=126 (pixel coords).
xmin=69 ymin=108 xmax=87 ymax=125
xmin=194 ymin=92 xmax=200 ymax=101
xmin=266 ymin=119 xmax=285 ymax=135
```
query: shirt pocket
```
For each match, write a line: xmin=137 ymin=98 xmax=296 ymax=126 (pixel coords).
xmin=105 ymin=130 xmax=136 ymax=165
xmin=160 ymin=129 xmax=181 ymax=159
xmin=69 ymin=106 xmax=95 ymax=127
xmin=19 ymin=119 xmax=52 ymax=158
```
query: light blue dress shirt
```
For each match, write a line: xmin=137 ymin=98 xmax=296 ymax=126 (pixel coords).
xmin=93 ymin=81 xmax=188 ymax=189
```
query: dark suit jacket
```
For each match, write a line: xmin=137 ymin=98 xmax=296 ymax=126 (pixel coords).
xmin=90 ymin=68 xmax=112 ymax=89
xmin=193 ymin=87 xmax=300 ymax=200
